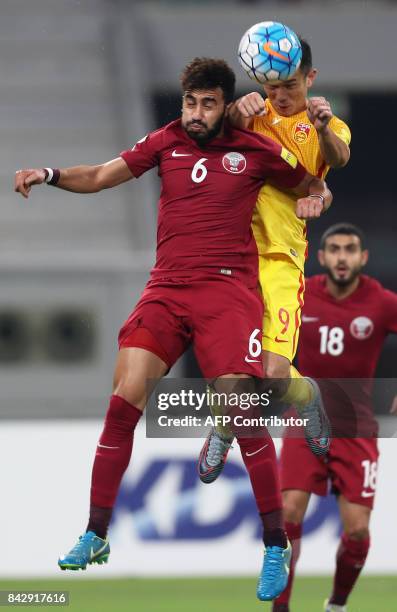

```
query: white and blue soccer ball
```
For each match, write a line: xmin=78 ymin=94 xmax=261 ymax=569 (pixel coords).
xmin=238 ymin=21 xmax=302 ymax=83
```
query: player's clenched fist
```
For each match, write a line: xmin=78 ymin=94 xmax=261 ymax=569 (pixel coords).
xmin=306 ymin=96 xmax=333 ymax=132
xmin=296 ymin=195 xmax=324 ymax=220
xmin=234 ymin=92 xmax=266 ymax=119
xmin=14 ymin=168 xmax=46 ymax=198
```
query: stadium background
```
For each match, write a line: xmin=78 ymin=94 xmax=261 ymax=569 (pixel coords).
xmin=1 ymin=0 xmax=396 ymax=610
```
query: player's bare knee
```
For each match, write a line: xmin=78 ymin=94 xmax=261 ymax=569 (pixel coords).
xmin=282 ymin=493 xmax=307 ymax=524
xmin=345 ymin=525 xmax=370 ymax=541
xmin=113 ymin=376 xmax=147 ymax=411
xmin=262 ymin=356 xmax=290 ymax=380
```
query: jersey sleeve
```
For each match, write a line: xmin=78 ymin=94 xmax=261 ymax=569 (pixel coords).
xmin=257 ymin=137 xmax=307 ymax=188
xmin=120 ymin=128 xmax=164 ymax=178
xmin=382 ymin=289 xmax=397 ymax=334
xmin=329 ymin=116 xmax=351 ymax=146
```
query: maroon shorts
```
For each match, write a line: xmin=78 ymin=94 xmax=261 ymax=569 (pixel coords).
xmin=118 ymin=273 xmax=264 ymax=379
xmin=280 ymin=436 xmax=379 ymax=509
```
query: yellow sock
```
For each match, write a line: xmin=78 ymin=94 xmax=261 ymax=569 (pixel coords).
xmin=280 ymin=365 xmax=314 ymax=410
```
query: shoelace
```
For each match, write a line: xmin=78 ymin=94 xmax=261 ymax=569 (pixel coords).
xmin=206 ymin=433 xmax=230 ymax=467
xmin=261 ymin=548 xmax=285 ymax=582
xmin=70 ymin=533 xmax=94 ymax=556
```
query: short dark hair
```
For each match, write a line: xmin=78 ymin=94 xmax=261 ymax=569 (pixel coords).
xmin=298 ymin=37 xmax=313 ymax=75
xmin=320 ymin=223 xmax=366 ymax=250
xmin=180 ymin=57 xmax=236 ymax=104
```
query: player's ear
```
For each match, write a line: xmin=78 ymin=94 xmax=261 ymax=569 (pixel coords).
xmin=361 ymin=249 xmax=369 ymax=266
xmin=306 ymin=68 xmax=318 ymax=88
xmin=318 ymin=249 xmax=325 ymax=266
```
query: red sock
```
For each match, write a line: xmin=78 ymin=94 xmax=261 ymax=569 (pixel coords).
xmin=87 ymin=395 xmax=142 ymax=537
xmin=273 ymin=522 xmax=302 ymax=609
xmin=237 ymin=433 xmax=282 ymax=513
xmin=329 ymin=534 xmax=370 ymax=606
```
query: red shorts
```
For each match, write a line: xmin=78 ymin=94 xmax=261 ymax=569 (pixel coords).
xmin=118 ymin=273 xmax=264 ymax=379
xmin=280 ymin=436 xmax=379 ymax=509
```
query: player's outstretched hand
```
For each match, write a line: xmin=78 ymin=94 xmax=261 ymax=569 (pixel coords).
xmin=306 ymin=97 xmax=333 ymax=132
xmin=14 ymin=168 xmax=46 ymax=199
xmin=296 ymin=196 xmax=324 ymax=220
xmin=235 ymin=92 xmax=266 ymax=119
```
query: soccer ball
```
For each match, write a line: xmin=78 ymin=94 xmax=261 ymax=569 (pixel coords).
xmin=238 ymin=21 xmax=302 ymax=83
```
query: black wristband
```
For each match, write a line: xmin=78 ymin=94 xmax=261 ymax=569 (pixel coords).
xmin=43 ymin=168 xmax=60 ymax=186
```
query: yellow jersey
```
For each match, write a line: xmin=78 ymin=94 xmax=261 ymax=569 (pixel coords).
xmin=252 ymin=99 xmax=351 ymax=272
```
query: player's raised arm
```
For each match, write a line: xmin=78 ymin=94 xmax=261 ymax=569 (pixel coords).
xmin=306 ymin=97 xmax=350 ymax=168
xmin=14 ymin=157 xmax=134 ymax=199
xmin=228 ymin=92 xmax=266 ymax=129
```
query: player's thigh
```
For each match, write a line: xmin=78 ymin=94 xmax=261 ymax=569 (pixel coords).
xmin=328 ymin=438 xmax=379 ymax=511
xmin=338 ymin=495 xmax=371 ymax=540
xmin=282 ymin=489 xmax=311 ymax=524
xmin=193 ymin=277 xmax=264 ymax=379
xmin=113 ymin=347 xmax=168 ymax=411
xmin=116 ymin=284 xmax=191 ymax=407
xmin=280 ymin=436 xmax=328 ymax=498
xmin=259 ymin=254 xmax=305 ymax=362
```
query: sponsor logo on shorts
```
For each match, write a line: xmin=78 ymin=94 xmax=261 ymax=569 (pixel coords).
xmin=290 ymin=248 xmax=298 ymax=257
xmin=350 ymin=316 xmax=374 ymax=340
xmin=293 ymin=122 xmax=311 ymax=144
xmin=301 ymin=315 xmax=319 ymax=323
xmin=222 ymin=152 xmax=247 ymax=174
xmin=361 ymin=490 xmax=375 ymax=498
xmin=244 ymin=355 xmax=261 ymax=363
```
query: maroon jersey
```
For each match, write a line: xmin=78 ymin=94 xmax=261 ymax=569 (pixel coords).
xmin=298 ymin=274 xmax=397 ymax=435
xmin=121 ymin=119 xmax=305 ymax=288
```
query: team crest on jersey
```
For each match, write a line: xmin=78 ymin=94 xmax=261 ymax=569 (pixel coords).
xmin=222 ymin=152 xmax=247 ymax=174
xmin=350 ymin=316 xmax=374 ymax=340
xmin=293 ymin=122 xmax=311 ymax=144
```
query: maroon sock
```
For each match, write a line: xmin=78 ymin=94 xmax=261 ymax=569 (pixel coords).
xmin=329 ymin=534 xmax=370 ymax=606
xmin=237 ymin=433 xmax=284 ymax=545
xmin=273 ymin=521 xmax=302 ymax=609
xmin=260 ymin=508 xmax=288 ymax=549
xmin=86 ymin=394 xmax=142 ymax=538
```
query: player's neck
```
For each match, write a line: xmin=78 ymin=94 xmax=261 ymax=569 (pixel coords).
xmin=326 ymin=275 xmax=360 ymax=300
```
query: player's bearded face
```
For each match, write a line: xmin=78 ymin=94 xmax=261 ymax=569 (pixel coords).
xmin=321 ymin=236 xmax=367 ymax=287
xmin=182 ymin=89 xmax=226 ymax=144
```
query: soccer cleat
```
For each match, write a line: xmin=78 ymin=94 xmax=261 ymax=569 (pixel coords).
xmin=197 ymin=429 xmax=233 ymax=483
xmin=299 ymin=378 xmax=331 ymax=457
xmin=58 ymin=531 xmax=110 ymax=571
xmin=257 ymin=541 xmax=292 ymax=601
xmin=324 ymin=599 xmax=347 ymax=612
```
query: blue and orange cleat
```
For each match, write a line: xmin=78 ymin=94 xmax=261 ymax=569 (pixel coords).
xmin=197 ymin=429 xmax=232 ymax=484
xmin=257 ymin=542 xmax=292 ymax=601
xmin=58 ymin=531 xmax=110 ymax=571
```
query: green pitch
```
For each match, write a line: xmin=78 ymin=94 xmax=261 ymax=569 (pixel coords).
xmin=0 ymin=576 xmax=396 ymax=611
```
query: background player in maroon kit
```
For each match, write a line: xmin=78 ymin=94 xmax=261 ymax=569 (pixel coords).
xmin=14 ymin=58 xmax=330 ymax=600
xmin=273 ymin=223 xmax=397 ymax=612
